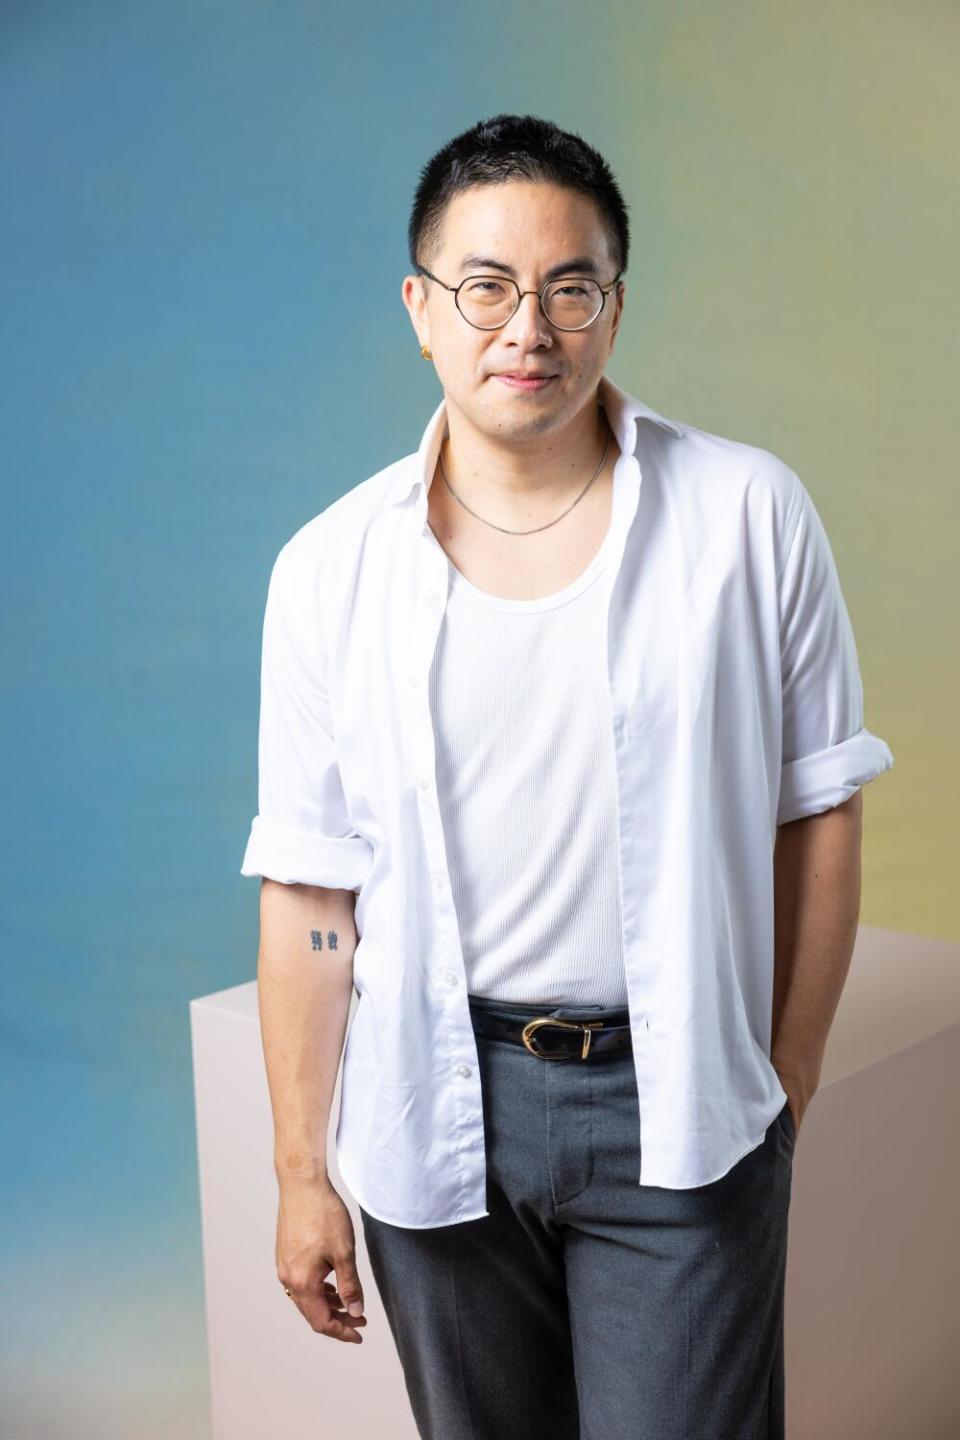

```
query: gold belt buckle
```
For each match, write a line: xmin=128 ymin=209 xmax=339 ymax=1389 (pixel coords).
xmin=521 ymin=1016 xmax=605 ymax=1060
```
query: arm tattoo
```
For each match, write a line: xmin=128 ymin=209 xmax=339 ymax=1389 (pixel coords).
xmin=310 ymin=929 xmax=339 ymax=951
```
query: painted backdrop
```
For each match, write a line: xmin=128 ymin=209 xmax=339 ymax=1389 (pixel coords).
xmin=2 ymin=1 xmax=951 ymax=1434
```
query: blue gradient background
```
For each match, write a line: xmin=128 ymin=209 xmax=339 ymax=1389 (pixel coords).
xmin=1 ymin=1 xmax=950 ymax=1435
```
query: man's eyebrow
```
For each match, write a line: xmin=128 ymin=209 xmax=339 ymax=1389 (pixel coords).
xmin=457 ymin=254 xmax=604 ymax=281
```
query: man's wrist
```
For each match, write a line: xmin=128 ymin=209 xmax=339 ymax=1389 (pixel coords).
xmin=771 ymin=1049 xmax=821 ymax=1103
xmin=274 ymin=1150 xmax=331 ymax=1186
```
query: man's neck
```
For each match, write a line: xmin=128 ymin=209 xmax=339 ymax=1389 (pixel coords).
xmin=435 ymin=402 xmax=614 ymax=514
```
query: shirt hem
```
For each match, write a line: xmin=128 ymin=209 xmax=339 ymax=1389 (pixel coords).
xmin=637 ymin=1099 xmax=787 ymax=1188
xmin=336 ymin=1145 xmax=491 ymax=1229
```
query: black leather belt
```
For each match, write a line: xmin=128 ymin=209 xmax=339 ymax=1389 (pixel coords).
xmin=469 ymin=1001 xmax=633 ymax=1061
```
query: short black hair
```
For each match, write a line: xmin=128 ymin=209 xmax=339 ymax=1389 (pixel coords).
xmin=407 ymin=113 xmax=630 ymax=293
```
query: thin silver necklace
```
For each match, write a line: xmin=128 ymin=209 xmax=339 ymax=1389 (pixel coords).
xmin=438 ymin=404 xmax=612 ymax=536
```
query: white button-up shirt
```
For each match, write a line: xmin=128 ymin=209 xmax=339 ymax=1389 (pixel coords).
xmin=240 ymin=373 xmax=895 ymax=1227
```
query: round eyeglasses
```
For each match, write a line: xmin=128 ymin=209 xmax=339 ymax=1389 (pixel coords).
xmin=415 ymin=264 xmax=623 ymax=332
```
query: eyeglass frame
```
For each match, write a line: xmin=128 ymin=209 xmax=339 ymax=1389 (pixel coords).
xmin=414 ymin=263 xmax=624 ymax=332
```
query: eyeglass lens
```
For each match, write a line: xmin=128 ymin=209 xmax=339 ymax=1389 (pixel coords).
xmin=457 ymin=276 xmax=604 ymax=330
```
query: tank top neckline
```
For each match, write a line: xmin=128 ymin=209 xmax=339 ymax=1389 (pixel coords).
xmin=425 ymin=509 xmax=616 ymax=614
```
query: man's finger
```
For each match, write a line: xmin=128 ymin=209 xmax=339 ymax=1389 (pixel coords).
xmin=335 ymin=1259 xmax=366 ymax=1319
xmin=295 ymin=1292 xmax=367 ymax=1342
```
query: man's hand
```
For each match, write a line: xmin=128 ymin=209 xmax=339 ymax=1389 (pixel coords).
xmin=276 ymin=1177 xmax=368 ymax=1343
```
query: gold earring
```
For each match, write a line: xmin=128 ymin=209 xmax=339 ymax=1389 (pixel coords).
xmin=420 ymin=344 xmax=432 ymax=360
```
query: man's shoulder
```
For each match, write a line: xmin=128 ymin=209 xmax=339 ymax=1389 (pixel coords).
xmin=278 ymin=453 xmax=416 ymax=569
xmin=663 ymin=413 xmax=803 ymax=539
xmin=671 ymin=414 xmax=799 ymax=493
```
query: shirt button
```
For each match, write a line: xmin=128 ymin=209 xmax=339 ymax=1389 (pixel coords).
xmin=443 ymin=971 xmax=459 ymax=986
xmin=433 ymin=873 xmax=447 ymax=889
xmin=456 ymin=1064 xmax=471 ymax=1078
xmin=426 ymin=589 xmax=441 ymax=604
xmin=408 ymin=673 xmax=417 ymax=688
xmin=417 ymin=775 xmax=430 ymax=789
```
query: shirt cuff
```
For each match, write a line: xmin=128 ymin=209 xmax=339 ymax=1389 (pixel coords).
xmin=777 ymin=725 xmax=895 ymax=825
xmin=240 ymin=816 xmax=374 ymax=892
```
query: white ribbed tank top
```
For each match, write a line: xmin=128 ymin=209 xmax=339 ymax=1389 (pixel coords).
xmin=425 ymin=512 xmax=628 ymax=1008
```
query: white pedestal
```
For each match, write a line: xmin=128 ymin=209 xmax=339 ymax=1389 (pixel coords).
xmin=190 ymin=923 xmax=960 ymax=1439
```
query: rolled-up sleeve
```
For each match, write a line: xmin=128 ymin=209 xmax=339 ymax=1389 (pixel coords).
xmin=776 ymin=478 xmax=894 ymax=825
xmin=240 ymin=539 xmax=374 ymax=890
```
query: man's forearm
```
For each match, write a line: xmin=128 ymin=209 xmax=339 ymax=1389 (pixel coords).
xmin=770 ymin=789 xmax=864 ymax=1101
xmin=257 ymin=879 xmax=358 ymax=1184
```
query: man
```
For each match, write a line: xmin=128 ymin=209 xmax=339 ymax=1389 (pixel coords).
xmin=241 ymin=114 xmax=894 ymax=1438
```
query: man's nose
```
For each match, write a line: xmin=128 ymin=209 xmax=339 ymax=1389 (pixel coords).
xmin=503 ymin=291 xmax=553 ymax=342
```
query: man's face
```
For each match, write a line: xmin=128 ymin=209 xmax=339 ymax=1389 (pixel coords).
xmin=404 ymin=180 xmax=625 ymax=442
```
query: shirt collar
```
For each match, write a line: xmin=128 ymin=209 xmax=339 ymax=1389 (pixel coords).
xmin=383 ymin=374 xmax=683 ymax=508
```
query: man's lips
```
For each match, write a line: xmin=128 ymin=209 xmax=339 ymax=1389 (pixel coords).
xmin=493 ymin=372 xmax=559 ymax=390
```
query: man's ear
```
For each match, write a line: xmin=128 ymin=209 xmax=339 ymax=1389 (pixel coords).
xmin=608 ymin=282 xmax=625 ymax=351
xmin=402 ymin=276 xmax=429 ymax=348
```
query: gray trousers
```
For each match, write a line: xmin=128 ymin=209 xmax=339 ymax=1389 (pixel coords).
xmin=359 ymin=993 xmax=795 ymax=1440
